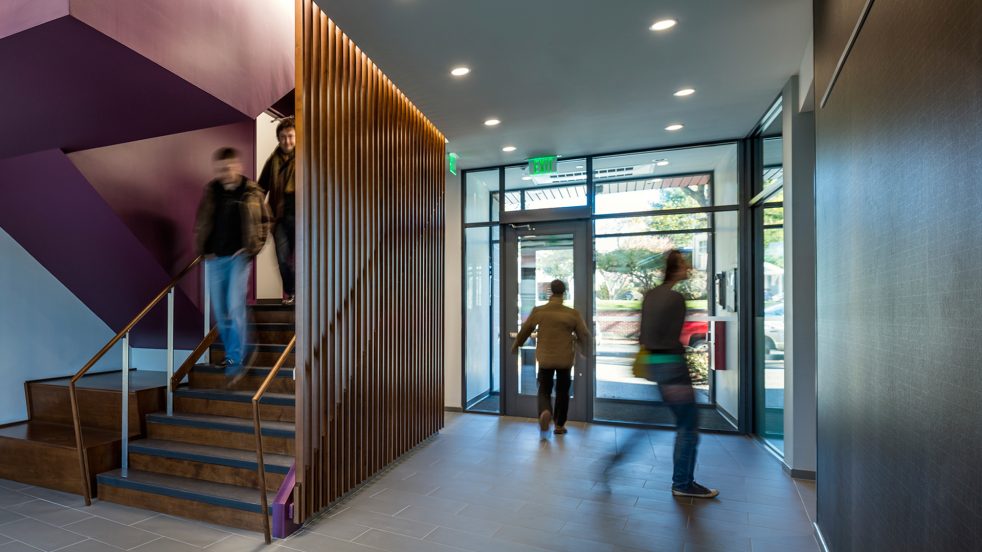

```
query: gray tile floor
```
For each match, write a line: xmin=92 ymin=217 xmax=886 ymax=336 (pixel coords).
xmin=0 ymin=413 xmax=819 ymax=551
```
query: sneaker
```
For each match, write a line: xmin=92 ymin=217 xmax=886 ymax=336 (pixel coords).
xmin=538 ymin=410 xmax=552 ymax=432
xmin=672 ymin=482 xmax=719 ymax=499
xmin=553 ymin=426 xmax=568 ymax=435
xmin=283 ymin=295 xmax=295 ymax=306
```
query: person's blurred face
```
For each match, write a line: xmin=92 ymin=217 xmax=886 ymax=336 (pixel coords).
xmin=213 ymin=157 xmax=242 ymax=187
xmin=278 ymin=128 xmax=296 ymax=154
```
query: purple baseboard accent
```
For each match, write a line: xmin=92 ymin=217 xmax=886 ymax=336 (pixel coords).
xmin=0 ymin=16 xmax=247 ymax=161
xmin=0 ymin=150 xmax=202 ymax=348
xmin=272 ymin=463 xmax=300 ymax=540
xmin=71 ymin=0 xmax=295 ymax=118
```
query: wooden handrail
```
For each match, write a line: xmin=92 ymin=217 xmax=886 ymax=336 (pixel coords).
xmin=69 ymin=256 xmax=203 ymax=505
xmin=252 ymin=334 xmax=296 ymax=544
xmin=170 ymin=326 xmax=219 ymax=390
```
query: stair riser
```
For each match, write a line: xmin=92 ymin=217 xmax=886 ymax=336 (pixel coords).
xmin=252 ymin=329 xmax=295 ymax=344
xmin=27 ymin=385 xmax=159 ymax=434
xmin=210 ymin=348 xmax=295 ymax=366
xmin=147 ymin=422 xmax=294 ymax=456
xmin=251 ymin=310 xmax=295 ymax=324
xmin=98 ymin=484 xmax=267 ymax=532
xmin=129 ymin=453 xmax=285 ymax=492
xmin=0 ymin=438 xmax=118 ymax=495
xmin=189 ymin=372 xmax=295 ymax=394
xmin=174 ymin=397 xmax=294 ymax=423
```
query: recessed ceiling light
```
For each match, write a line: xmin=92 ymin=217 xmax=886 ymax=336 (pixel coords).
xmin=674 ymin=88 xmax=695 ymax=97
xmin=502 ymin=146 xmax=517 ymax=152
xmin=655 ymin=159 xmax=670 ymax=166
xmin=650 ymin=19 xmax=677 ymax=31
xmin=665 ymin=123 xmax=684 ymax=131
xmin=521 ymin=176 xmax=532 ymax=181
xmin=484 ymin=118 xmax=501 ymax=126
xmin=450 ymin=66 xmax=470 ymax=77
xmin=576 ymin=165 xmax=584 ymax=169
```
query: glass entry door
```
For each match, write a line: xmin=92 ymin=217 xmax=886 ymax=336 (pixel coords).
xmin=501 ymin=220 xmax=592 ymax=420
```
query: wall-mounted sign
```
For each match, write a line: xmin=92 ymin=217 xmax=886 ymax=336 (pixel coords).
xmin=447 ymin=152 xmax=458 ymax=176
xmin=527 ymin=155 xmax=557 ymax=176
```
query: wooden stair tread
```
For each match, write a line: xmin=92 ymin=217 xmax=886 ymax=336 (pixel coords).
xmin=192 ymin=364 xmax=295 ymax=378
xmin=211 ymin=342 xmax=294 ymax=352
xmin=30 ymin=370 xmax=167 ymax=391
xmin=249 ymin=304 xmax=295 ymax=312
xmin=174 ymin=387 xmax=294 ymax=406
xmin=146 ymin=412 xmax=294 ymax=437
xmin=97 ymin=469 xmax=274 ymax=513
xmin=129 ymin=439 xmax=292 ymax=473
xmin=0 ymin=421 xmax=120 ymax=449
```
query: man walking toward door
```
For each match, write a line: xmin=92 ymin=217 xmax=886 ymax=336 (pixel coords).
xmin=511 ymin=279 xmax=591 ymax=438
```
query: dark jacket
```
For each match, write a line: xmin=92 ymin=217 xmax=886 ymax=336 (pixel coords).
xmin=257 ymin=149 xmax=295 ymax=220
xmin=194 ymin=177 xmax=271 ymax=257
xmin=639 ymin=284 xmax=686 ymax=354
xmin=511 ymin=296 xmax=592 ymax=368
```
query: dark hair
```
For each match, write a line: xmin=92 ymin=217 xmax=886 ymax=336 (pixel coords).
xmin=664 ymin=249 xmax=686 ymax=280
xmin=550 ymin=279 xmax=566 ymax=296
xmin=276 ymin=117 xmax=296 ymax=138
xmin=213 ymin=147 xmax=240 ymax=162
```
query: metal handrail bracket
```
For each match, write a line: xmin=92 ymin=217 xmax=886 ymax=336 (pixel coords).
xmin=253 ymin=334 xmax=296 ymax=544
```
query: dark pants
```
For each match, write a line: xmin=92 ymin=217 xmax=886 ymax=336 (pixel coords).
xmin=273 ymin=195 xmax=295 ymax=296
xmin=603 ymin=384 xmax=699 ymax=488
xmin=667 ymin=397 xmax=699 ymax=487
xmin=537 ymin=368 xmax=572 ymax=427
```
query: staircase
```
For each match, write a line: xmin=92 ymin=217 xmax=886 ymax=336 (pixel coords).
xmin=96 ymin=304 xmax=296 ymax=533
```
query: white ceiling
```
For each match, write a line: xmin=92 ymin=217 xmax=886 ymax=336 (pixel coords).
xmin=314 ymin=0 xmax=811 ymax=170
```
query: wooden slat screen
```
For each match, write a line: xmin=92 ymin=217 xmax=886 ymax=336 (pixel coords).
xmin=294 ymin=0 xmax=446 ymax=522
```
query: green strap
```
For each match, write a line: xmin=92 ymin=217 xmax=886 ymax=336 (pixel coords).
xmin=641 ymin=353 xmax=685 ymax=364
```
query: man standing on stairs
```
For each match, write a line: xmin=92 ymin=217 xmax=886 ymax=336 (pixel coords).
xmin=258 ymin=117 xmax=297 ymax=306
xmin=195 ymin=147 xmax=271 ymax=381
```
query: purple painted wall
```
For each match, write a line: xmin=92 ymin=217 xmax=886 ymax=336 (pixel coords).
xmin=0 ymin=0 xmax=68 ymax=40
xmin=0 ymin=16 xmax=247 ymax=160
xmin=71 ymin=0 xmax=295 ymax=118
xmin=67 ymin=121 xmax=257 ymax=306
xmin=0 ymin=150 xmax=202 ymax=348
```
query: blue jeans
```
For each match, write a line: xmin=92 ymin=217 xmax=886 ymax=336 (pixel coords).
xmin=206 ymin=254 xmax=249 ymax=370
xmin=668 ymin=398 xmax=699 ymax=488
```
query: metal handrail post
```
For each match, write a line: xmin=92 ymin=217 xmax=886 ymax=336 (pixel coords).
xmin=167 ymin=290 xmax=174 ymax=416
xmin=203 ymin=264 xmax=211 ymax=364
xmin=121 ymin=332 xmax=130 ymax=478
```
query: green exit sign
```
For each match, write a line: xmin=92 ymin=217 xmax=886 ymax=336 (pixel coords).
xmin=447 ymin=153 xmax=458 ymax=176
xmin=527 ymin=155 xmax=557 ymax=176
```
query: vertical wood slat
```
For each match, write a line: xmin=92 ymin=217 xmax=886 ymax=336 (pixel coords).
xmin=294 ymin=0 xmax=445 ymax=522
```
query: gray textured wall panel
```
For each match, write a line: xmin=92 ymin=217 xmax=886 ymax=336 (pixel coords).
xmin=815 ymin=0 xmax=982 ymax=550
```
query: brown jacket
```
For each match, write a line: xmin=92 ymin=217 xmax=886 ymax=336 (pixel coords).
xmin=511 ymin=296 xmax=592 ymax=368
xmin=194 ymin=178 xmax=271 ymax=257
xmin=257 ymin=149 xmax=295 ymax=220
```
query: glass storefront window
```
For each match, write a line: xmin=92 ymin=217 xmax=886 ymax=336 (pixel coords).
xmin=595 ymin=213 xmax=710 ymax=235
xmin=464 ymin=226 xmax=500 ymax=412
xmin=594 ymin=144 xmax=738 ymax=214
xmin=464 ymin=170 xmax=499 ymax=223
xmin=504 ymin=158 xmax=587 ymax=211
